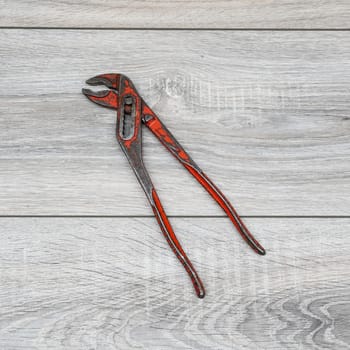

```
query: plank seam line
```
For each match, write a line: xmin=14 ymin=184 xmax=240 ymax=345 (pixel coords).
xmin=0 ymin=27 xmax=350 ymax=31
xmin=0 ymin=215 xmax=348 ymax=219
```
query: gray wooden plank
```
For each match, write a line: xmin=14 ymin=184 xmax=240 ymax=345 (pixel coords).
xmin=0 ymin=217 xmax=349 ymax=349
xmin=1 ymin=1 xmax=350 ymax=29
xmin=0 ymin=30 xmax=350 ymax=216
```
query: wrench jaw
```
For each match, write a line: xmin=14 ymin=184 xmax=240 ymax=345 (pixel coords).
xmin=82 ymin=88 xmax=119 ymax=109
xmin=82 ymin=73 xmax=121 ymax=109
xmin=85 ymin=73 xmax=121 ymax=90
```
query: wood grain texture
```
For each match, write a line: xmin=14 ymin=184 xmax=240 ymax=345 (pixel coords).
xmin=1 ymin=1 xmax=350 ymax=29
xmin=0 ymin=217 xmax=349 ymax=349
xmin=1 ymin=30 xmax=349 ymax=216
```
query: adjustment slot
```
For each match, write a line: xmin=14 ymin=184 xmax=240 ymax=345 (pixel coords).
xmin=119 ymin=95 xmax=136 ymax=140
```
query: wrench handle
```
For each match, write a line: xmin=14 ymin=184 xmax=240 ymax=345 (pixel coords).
xmin=143 ymin=112 xmax=265 ymax=256
xmin=150 ymin=189 xmax=205 ymax=298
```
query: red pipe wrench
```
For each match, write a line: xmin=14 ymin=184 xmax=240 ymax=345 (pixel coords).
xmin=83 ymin=74 xmax=265 ymax=298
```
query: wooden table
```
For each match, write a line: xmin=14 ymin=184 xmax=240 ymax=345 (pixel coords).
xmin=1 ymin=2 xmax=350 ymax=349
